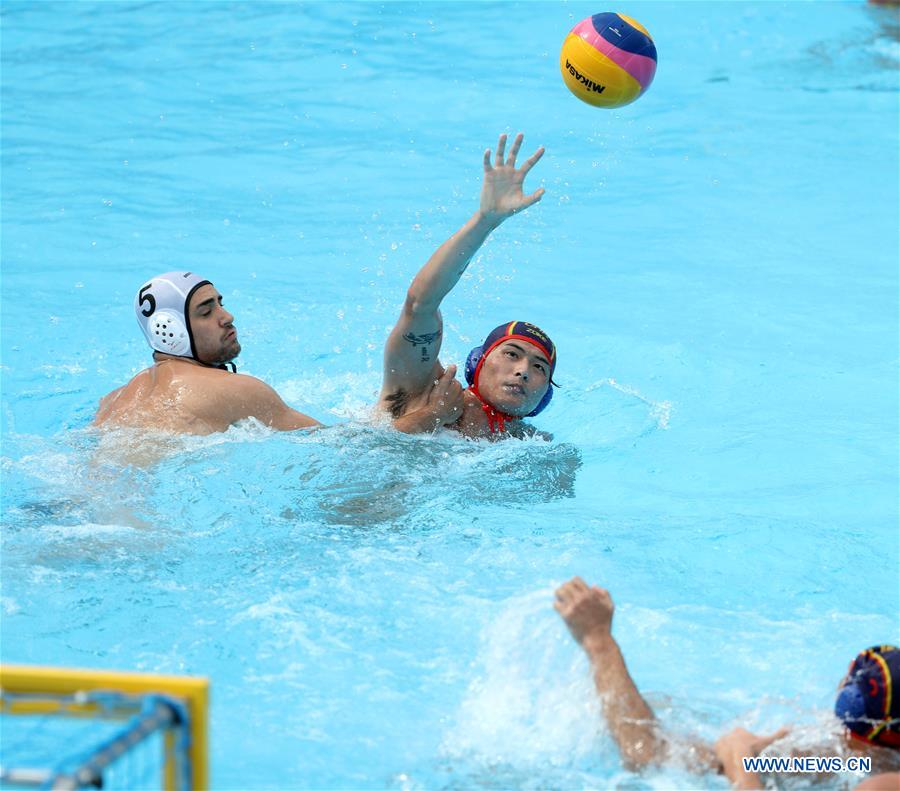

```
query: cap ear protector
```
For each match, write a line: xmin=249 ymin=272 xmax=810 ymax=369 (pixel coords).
xmin=464 ymin=321 xmax=558 ymax=418
xmin=146 ymin=309 xmax=191 ymax=356
xmin=135 ymin=271 xmax=211 ymax=361
xmin=835 ymin=645 xmax=900 ymax=749
xmin=464 ymin=345 xmax=481 ymax=387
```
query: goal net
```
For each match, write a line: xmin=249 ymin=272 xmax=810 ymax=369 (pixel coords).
xmin=0 ymin=665 xmax=208 ymax=790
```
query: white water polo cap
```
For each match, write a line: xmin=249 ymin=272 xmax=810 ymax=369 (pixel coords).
xmin=135 ymin=271 xmax=212 ymax=359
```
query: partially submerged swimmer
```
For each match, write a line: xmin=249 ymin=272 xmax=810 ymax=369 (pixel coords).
xmin=555 ymin=577 xmax=900 ymax=788
xmin=379 ymin=133 xmax=558 ymax=439
xmin=94 ymin=272 xmax=449 ymax=435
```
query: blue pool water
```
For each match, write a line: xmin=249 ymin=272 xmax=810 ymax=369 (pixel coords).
xmin=2 ymin=2 xmax=898 ymax=788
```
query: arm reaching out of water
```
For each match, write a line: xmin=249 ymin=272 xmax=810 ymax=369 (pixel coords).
xmin=555 ymin=581 xmax=900 ymax=787
xmin=555 ymin=578 xmax=783 ymax=783
xmin=555 ymin=578 xmax=663 ymax=768
xmin=379 ymin=133 xmax=545 ymax=421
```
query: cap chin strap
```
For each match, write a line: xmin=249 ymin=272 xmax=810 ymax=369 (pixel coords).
xmin=155 ymin=352 xmax=236 ymax=373
xmin=469 ymin=339 xmax=534 ymax=433
xmin=848 ymin=725 xmax=900 ymax=748
xmin=468 ymin=385 xmax=517 ymax=434
xmin=189 ymin=358 xmax=237 ymax=373
xmin=180 ymin=280 xmax=236 ymax=372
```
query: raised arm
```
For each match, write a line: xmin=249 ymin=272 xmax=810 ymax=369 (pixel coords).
xmin=379 ymin=133 xmax=545 ymax=408
xmin=555 ymin=578 xmax=664 ymax=769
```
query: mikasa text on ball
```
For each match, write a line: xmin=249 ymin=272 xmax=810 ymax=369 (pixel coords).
xmin=560 ymin=12 xmax=657 ymax=108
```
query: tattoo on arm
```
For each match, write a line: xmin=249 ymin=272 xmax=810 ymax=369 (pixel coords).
xmin=403 ymin=330 xmax=441 ymax=362
xmin=402 ymin=330 xmax=441 ymax=348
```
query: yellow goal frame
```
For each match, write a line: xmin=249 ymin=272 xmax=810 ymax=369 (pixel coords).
xmin=0 ymin=664 xmax=209 ymax=790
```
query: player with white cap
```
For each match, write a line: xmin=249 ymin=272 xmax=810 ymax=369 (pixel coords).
xmin=94 ymin=272 xmax=459 ymax=434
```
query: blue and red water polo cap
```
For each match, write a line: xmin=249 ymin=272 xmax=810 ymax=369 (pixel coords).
xmin=464 ymin=321 xmax=558 ymax=417
xmin=835 ymin=645 xmax=900 ymax=748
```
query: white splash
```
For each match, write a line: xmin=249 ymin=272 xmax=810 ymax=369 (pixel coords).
xmin=441 ymin=589 xmax=602 ymax=766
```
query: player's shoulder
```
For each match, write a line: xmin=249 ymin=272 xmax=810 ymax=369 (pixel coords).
xmin=183 ymin=366 xmax=259 ymax=386
xmin=224 ymin=372 xmax=287 ymax=410
xmin=111 ymin=365 xmax=156 ymax=398
xmin=94 ymin=366 xmax=154 ymax=423
xmin=230 ymin=371 xmax=276 ymax=393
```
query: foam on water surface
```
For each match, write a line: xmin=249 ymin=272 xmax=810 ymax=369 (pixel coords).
xmin=2 ymin=2 xmax=898 ymax=788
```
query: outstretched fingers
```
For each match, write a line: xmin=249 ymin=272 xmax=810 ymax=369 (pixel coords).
xmin=519 ymin=187 xmax=545 ymax=211
xmin=485 ymin=134 xmax=544 ymax=176
xmin=520 ymin=145 xmax=545 ymax=175
xmin=494 ymin=133 xmax=508 ymax=167
xmin=506 ymin=133 xmax=524 ymax=167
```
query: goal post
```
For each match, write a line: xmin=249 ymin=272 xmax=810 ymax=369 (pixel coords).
xmin=0 ymin=664 xmax=209 ymax=790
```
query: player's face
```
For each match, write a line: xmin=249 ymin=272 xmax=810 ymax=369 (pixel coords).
xmin=477 ymin=340 xmax=550 ymax=416
xmin=188 ymin=285 xmax=241 ymax=364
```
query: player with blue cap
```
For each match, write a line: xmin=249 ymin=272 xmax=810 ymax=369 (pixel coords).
xmin=463 ymin=320 xmax=558 ymax=433
xmin=554 ymin=578 xmax=900 ymax=788
xmin=379 ymin=132 xmax=557 ymax=438
xmin=836 ymin=646 xmax=900 ymax=749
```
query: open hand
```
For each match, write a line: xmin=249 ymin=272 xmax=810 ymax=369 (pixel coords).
xmin=479 ymin=133 xmax=545 ymax=225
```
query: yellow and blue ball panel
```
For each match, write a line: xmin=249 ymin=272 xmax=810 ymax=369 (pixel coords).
xmin=560 ymin=12 xmax=657 ymax=108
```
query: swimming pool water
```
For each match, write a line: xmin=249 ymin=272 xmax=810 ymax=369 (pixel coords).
xmin=2 ymin=2 xmax=898 ymax=788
